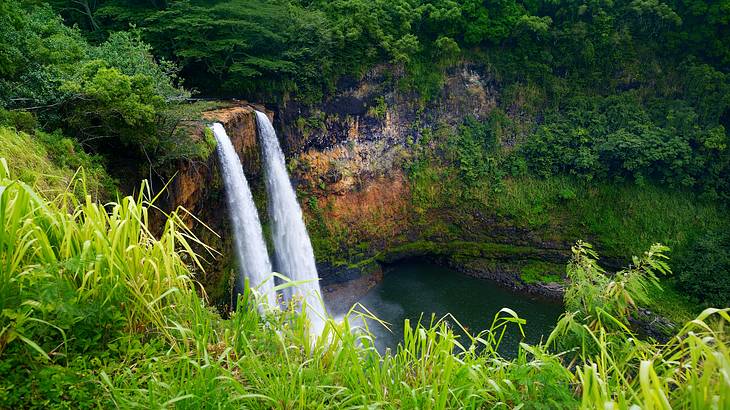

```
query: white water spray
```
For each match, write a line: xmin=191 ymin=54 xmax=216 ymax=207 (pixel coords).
xmin=255 ymin=111 xmax=326 ymax=336
xmin=210 ymin=122 xmax=277 ymax=307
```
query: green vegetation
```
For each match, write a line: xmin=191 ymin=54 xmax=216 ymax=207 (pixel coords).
xmin=494 ymin=177 xmax=726 ymax=257
xmin=404 ymin=116 xmax=727 ymax=308
xmin=3 ymin=0 xmax=726 ymax=302
xmin=37 ymin=0 xmax=729 ymax=105
xmin=520 ymin=260 xmax=563 ymax=284
xmin=1 ymin=0 xmax=729 ymax=406
xmin=674 ymin=227 xmax=730 ymax=307
xmin=376 ymin=240 xmax=550 ymax=263
xmin=0 ymin=126 xmax=113 ymax=200
xmin=518 ymin=90 xmax=729 ymax=199
xmin=1 ymin=172 xmax=727 ymax=408
xmin=0 ymin=2 xmax=220 ymax=188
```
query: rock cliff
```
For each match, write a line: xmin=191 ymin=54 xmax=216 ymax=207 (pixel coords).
xmin=154 ymin=103 xmax=269 ymax=307
xmin=274 ymin=64 xmax=570 ymax=299
xmin=160 ymin=65 xmax=573 ymax=307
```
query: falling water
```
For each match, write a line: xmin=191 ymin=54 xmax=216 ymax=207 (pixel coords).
xmin=255 ymin=111 xmax=326 ymax=336
xmin=210 ymin=122 xmax=277 ymax=307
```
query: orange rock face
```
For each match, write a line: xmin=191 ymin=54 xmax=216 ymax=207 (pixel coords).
xmin=321 ymin=172 xmax=413 ymax=244
xmin=167 ymin=104 xmax=265 ymax=227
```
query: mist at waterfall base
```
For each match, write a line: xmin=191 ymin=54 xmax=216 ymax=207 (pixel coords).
xmin=340 ymin=260 xmax=563 ymax=358
xmin=210 ymin=123 xmax=277 ymax=307
xmin=255 ymin=111 xmax=327 ymax=336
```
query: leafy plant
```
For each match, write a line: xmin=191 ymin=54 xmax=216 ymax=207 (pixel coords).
xmin=1 ymin=165 xmax=729 ymax=408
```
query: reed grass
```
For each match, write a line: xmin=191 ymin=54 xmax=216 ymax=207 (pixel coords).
xmin=1 ymin=163 xmax=728 ymax=409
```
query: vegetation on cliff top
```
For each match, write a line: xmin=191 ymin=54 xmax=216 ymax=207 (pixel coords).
xmin=0 ymin=171 xmax=727 ymax=408
xmin=0 ymin=3 xmax=221 ymax=187
xmin=42 ymin=0 xmax=730 ymax=103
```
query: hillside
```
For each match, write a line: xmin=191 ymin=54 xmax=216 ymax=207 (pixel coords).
xmin=1 ymin=0 xmax=729 ymax=408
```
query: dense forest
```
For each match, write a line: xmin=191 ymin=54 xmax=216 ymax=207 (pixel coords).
xmin=1 ymin=0 xmax=729 ymax=408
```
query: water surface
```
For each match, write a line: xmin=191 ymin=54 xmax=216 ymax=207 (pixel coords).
xmin=355 ymin=260 xmax=564 ymax=357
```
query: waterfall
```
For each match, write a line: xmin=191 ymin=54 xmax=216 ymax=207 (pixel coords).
xmin=255 ymin=111 xmax=326 ymax=336
xmin=210 ymin=122 xmax=277 ymax=307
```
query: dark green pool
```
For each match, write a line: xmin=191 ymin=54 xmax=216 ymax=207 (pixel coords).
xmin=355 ymin=260 xmax=564 ymax=357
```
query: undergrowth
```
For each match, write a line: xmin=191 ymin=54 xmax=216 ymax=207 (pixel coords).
xmin=495 ymin=176 xmax=727 ymax=259
xmin=0 ymin=165 xmax=727 ymax=408
xmin=0 ymin=126 xmax=114 ymax=200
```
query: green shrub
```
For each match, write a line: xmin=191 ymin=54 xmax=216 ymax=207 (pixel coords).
xmin=0 ymin=109 xmax=37 ymax=132
xmin=448 ymin=116 xmax=498 ymax=187
xmin=520 ymin=92 xmax=730 ymax=198
xmin=674 ymin=227 xmax=730 ymax=307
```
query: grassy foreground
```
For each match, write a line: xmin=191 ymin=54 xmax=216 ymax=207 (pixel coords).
xmin=0 ymin=164 xmax=728 ymax=409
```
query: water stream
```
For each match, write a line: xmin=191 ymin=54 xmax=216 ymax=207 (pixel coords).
xmin=210 ymin=123 xmax=277 ymax=307
xmin=255 ymin=111 xmax=326 ymax=336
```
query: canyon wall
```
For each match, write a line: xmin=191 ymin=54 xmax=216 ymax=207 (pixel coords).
xmin=275 ymin=64 xmax=570 ymax=299
xmin=162 ymin=65 xmax=573 ymax=307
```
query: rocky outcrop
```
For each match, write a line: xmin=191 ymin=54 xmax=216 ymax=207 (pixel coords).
xmin=154 ymin=102 xmax=270 ymax=307
xmin=277 ymin=64 xmax=497 ymax=184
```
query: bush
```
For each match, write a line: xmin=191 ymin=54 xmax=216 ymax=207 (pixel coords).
xmin=448 ymin=116 xmax=498 ymax=187
xmin=674 ymin=228 xmax=730 ymax=307
xmin=0 ymin=108 xmax=37 ymax=132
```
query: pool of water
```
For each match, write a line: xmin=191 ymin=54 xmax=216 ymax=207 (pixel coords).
xmin=353 ymin=260 xmax=564 ymax=357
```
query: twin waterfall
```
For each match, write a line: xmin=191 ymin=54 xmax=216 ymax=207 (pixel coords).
xmin=210 ymin=123 xmax=276 ymax=305
xmin=211 ymin=113 xmax=326 ymax=336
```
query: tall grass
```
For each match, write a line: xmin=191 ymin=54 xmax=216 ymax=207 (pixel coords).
xmin=0 ymin=126 xmax=112 ymax=200
xmin=0 ymin=157 xmax=211 ymax=359
xmin=1 ymin=164 xmax=728 ymax=409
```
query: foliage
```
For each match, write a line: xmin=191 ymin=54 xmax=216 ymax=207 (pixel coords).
xmin=667 ymin=0 xmax=730 ymax=70
xmin=404 ymin=126 xmax=724 ymax=309
xmin=43 ymin=0 xmax=730 ymax=102
xmin=562 ymin=241 xmax=669 ymax=328
xmin=1 ymin=175 xmax=727 ymax=408
xmin=60 ymin=61 xmax=165 ymax=151
xmin=137 ymin=0 xmax=336 ymax=101
xmin=547 ymin=242 xmax=729 ymax=409
xmin=0 ymin=126 xmax=113 ymax=199
xmin=0 ymin=108 xmax=37 ymax=133
xmin=367 ymin=96 xmax=388 ymax=120
xmin=0 ymin=166 xmax=207 ymax=361
xmin=0 ymin=1 xmax=196 ymax=177
xmin=673 ymin=227 xmax=730 ymax=307
xmin=2 ymin=0 xmax=729 ymax=403
xmin=87 ymin=30 xmax=187 ymax=101
xmin=448 ymin=116 xmax=499 ymax=188
xmin=519 ymin=89 xmax=730 ymax=199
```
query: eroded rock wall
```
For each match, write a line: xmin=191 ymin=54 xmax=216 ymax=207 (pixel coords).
xmin=155 ymin=103 xmax=270 ymax=307
xmin=275 ymin=64 xmax=570 ymax=298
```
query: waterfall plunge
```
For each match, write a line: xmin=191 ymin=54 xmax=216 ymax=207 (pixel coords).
xmin=255 ymin=111 xmax=326 ymax=336
xmin=210 ymin=123 xmax=277 ymax=308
